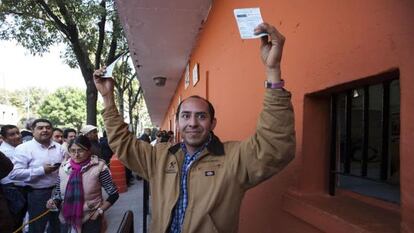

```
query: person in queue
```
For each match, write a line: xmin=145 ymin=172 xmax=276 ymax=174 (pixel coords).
xmin=0 ymin=125 xmax=26 ymax=233
xmin=52 ymin=128 xmax=64 ymax=145
xmin=0 ymin=151 xmax=14 ymax=233
xmin=11 ymin=119 xmax=66 ymax=233
xmin=47 ymin=135 xmax=119 ymax=233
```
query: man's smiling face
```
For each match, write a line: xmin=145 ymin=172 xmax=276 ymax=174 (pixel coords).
xmin=177 ymin=97 xmax=216 ymax=152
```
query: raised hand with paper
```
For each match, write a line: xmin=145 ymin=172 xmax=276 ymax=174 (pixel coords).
xmin=93 ymin=66 xmax=116 ymax=108
xmin=254 ymin=22 xmax=285 ymax=85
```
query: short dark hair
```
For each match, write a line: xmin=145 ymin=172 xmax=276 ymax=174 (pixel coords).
xmin=52 ymin=128 xmax=63 ymax=134
xmin=68 ymin=135 xmax=91 ymax=150
xmin=63 ymin=128 xmax=77 ymax=139
xmin=156 ymin=130 xmax=171 ymax=143
xmin=0 ymin=125 xmax=18 ymax=137
xmin=175 ymin=95 xmax=215 ymax=123
xmin=31 ymin=119 xmax=52 ymax=130
xmin=20 ymin=130 xmax=32 ymax=138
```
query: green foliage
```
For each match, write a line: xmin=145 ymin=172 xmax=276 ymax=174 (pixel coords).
xmin=0 ymin=87 xmax=48 ymax=118
xmin=0 ymin=0 xmax=128 ymax=125
xmin=0 ymin=1 xmax=61 ymax=55
xmin=0 ymin=0 xmax=124 ymax=67
xmin=37 ymin=87 xmax=102 ymax=130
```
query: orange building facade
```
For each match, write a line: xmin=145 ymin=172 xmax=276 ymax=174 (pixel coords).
xmin=118 ymin=0 xmax=414 ymax=232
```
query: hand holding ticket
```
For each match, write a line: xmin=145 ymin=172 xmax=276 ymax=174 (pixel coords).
xmin=234 ymin=8 xmax=268 ymax=39
xmin=102 ymin=52 xmax=128 ymax=78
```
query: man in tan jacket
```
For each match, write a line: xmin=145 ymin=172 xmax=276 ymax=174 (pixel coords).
xmin=94 ymin=22 xmax=295 ymax=233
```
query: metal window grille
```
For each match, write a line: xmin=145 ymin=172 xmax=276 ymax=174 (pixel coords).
xmin=329 ymin=78 xmax=400 ymax=203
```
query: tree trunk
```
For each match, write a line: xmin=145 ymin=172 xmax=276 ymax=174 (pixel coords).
xmin=128 ymin=102 xmax=135 ymax=135
xmin=68 ymin=26 xmax=97 ymax=126
xmin=78 ymin=61 xmax=97 ymax=126
xmin=86 ymin=79 xmax=98 ymax=125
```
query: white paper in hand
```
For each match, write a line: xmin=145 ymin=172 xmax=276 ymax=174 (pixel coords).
xmin=102 ymin=52 xmax=128 ymax=78
xmin=234 ymin=8 xmax=267 ymax=39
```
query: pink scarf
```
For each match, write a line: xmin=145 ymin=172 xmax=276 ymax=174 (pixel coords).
xmin=62 ymin=158 xmax=91 ymax=229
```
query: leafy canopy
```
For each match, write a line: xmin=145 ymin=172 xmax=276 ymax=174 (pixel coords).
xmin=37 ymin=87 xmax=102 ymax=130
xmin=0 ymin=0 xmax=121 ymax=67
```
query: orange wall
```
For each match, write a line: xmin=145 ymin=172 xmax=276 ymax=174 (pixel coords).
xmin=161 ymin=0 xmax=414 ymax=232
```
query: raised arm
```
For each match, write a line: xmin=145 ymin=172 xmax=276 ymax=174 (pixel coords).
xmin=236 ymin=23 xmax=295 ymax=189
xmin=255 ymin=22 xmax=285 ymax=84
xmin=93 ymin=68 xmax=155 ymax=180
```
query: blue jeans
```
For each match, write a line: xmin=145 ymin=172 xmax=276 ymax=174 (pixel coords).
xmin=27 ymin=188 xmax=60 ymax=233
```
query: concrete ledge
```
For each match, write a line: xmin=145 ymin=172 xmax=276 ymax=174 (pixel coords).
xmin=283 ymin=190 xmax=400 ymax=233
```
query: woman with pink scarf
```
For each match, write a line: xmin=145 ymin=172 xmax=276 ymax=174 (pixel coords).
xmin=46 ymin=135 xmax=119 ymax=233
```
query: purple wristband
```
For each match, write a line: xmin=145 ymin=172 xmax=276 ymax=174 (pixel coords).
xmin=264 ymin=80 xmax=284 ymax=89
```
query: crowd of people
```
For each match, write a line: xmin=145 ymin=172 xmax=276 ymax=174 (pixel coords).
xmin=138 ymin=128 xmax=175 ymax=145
xmin=0 ymin=122 xmax=122 ymax=233
xmin=0 ymin=120 xmax=177 ymax=233
xmin=1 ymin=22 xmax=295 ymax=233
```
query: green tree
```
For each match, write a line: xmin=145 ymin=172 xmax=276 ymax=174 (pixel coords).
xmin=0 ymin=0 xmax=127 ymax=125
xmin=37 ymin=87 xmax=102 ymax=131
xmin=0 ymin=87 xmax=48 ymax=119
xmin=126 ymin=77 xmax=143 ymax=135
xmin=113 ymin=55 xmax=137 ymax=117
xmin=135 ymin=96 xmax=153 ymax=136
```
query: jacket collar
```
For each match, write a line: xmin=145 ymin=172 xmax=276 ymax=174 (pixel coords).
xmin=168 ymin=132 xmax=224 ymax=156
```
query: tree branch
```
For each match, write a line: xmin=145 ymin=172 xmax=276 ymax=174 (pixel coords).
xmin=105 ymin=16 xmax=121 ymax=65
xmin=94 ymin=0 xmax=106 ymax=69
xmin=35 ymin=0 xmax=70 ymax=37
xmin=54 ymin=0 xmax=76 ymax=27
xmin=130 ymin=86 xmax=142 ymax=109
xmin=124 ymin=71 xmax=137 ymax=89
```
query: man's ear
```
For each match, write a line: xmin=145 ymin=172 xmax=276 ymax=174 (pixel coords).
xmin=211 ymin=118 xmax=217 ymax=131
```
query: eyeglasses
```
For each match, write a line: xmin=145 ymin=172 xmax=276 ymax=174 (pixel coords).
xmin=68 ymin=148 xmax=86 ymax=154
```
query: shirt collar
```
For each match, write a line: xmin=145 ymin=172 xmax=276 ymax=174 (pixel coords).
xmin=33 ymin=138 xmax=56 ymax=149
xmin=0 ymin=141 xmax=15 ymax=150
xmin=168 ymin=132 xmax=225 ymax=156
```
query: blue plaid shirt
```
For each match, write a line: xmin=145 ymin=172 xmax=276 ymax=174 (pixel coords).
xmin=169 ymin=135 xmax=212 ymax=233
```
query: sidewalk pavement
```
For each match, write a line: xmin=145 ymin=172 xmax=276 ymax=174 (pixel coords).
xmin=106 ymin=180 xmax=144 ymax=233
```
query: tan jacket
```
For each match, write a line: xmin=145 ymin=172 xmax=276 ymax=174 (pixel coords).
xmin=103 ymin=89 xmax=296 ymax=233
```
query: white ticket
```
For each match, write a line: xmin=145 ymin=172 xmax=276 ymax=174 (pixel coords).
xmin=102 ymin=52 xmax=128 ymax=78
xmin=233 ymin=8 xmax=267 ymax=39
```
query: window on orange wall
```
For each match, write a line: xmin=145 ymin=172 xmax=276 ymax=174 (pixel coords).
xmin=329 ymin=76 xmax=400 ymax=203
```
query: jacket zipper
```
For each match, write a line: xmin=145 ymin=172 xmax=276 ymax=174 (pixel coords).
xmin=164 ymin=155 xmax=181 ymax=233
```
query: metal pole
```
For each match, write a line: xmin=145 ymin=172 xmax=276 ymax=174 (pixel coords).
xmin=142 ymin=180 xmax=149 ymax=233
